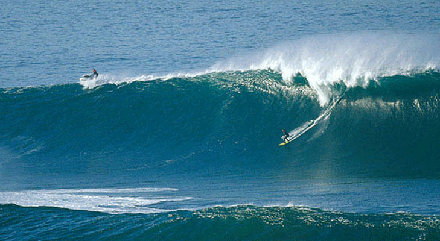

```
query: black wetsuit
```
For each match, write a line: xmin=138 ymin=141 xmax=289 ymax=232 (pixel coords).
xmin=282 ymin=129 xmax=289 ymax=141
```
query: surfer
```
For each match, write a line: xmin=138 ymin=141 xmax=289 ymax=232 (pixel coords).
xmin=82 ymin=68 xmax=98 ymax=80
xmin=282 ymin=129 xmax=289 ymax=142
xmin=92 ymin=68 xmax=98 ymax=78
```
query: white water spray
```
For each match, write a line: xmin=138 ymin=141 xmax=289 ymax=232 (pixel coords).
xmin=212 ymin=32 xmax=440 ymax=105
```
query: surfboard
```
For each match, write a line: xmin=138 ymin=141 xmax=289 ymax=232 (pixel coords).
xmin=278 ymin=140 xmax=290 ymax=146
xmin=80 ymin=75 xmax=95 ymax=81
xmin=80 ymin=73 xmax=99 ymax=82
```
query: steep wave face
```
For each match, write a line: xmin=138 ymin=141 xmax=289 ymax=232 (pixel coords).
xmin=1 ymin=69 xmax=440 ymax=188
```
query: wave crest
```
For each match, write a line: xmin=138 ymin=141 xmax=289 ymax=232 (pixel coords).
xmin=211 ymin=32 xmax=440 ymax=105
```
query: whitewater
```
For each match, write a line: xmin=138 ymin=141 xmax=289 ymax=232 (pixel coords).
xmin=2 ymin=0 xmax=440 ymax=240
xmin=79 ymin=33 xmax=440 ymax=104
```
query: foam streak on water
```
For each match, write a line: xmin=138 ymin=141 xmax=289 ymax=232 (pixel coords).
xmin=0 ymin=188 xmax=190 ymax=214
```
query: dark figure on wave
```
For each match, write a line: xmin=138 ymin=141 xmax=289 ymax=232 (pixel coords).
xmin=82 ymin=68 xmax=98 ymax=80
xmin=282 ymin=129 xmax=290 ymax=142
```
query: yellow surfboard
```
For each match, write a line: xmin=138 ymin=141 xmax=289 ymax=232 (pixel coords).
xmin=278 ymin=140 xmax=290 ymax=146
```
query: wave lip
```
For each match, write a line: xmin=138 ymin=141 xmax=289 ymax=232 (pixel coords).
xmin=211 ymin=32 xmax=440 ymax=105
xmin=75 ymin=33 xmax=440 ymax=106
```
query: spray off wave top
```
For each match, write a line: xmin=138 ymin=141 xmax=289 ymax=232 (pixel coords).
xmin=79 ymin=32 xmax=440 ymax=106
xmin=210 ymin=32 xmax=440 ymax=105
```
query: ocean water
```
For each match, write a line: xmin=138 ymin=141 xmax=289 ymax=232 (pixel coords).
xmin=1 ymin=0 xmax=440 ymax=240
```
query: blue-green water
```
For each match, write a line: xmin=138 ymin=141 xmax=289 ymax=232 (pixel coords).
xmin=1 ymin=0 xmax=440 ymax=240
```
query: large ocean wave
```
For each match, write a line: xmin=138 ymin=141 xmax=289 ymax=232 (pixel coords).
xmin=2 ymin=33 xmax=440 ymax=240
xmin=1 ymin=69 xmax=440 ymax=181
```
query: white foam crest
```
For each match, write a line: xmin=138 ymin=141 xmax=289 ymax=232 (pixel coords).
xmin=78 ymin=71 xmax=213 ymax=89
xmin=0 ymin=187 xmax=191 ymax=214
xmin=212 ymin=32 xmax=440 ymax=105
xmin=79 ymin=74 xmax=156 ymax=89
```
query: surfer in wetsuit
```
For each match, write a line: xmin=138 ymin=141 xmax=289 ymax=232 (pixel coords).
xmin=82 ymin=68 xmax=99 ymax=80
xmin=92 ymin=68 xmax=98 ymax=79
xmin=282 ymin=129 xmax=289 ymax=142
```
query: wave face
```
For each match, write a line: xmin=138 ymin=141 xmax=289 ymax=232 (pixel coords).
xmin=1 ymin=70 xmax=440 ymax=182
